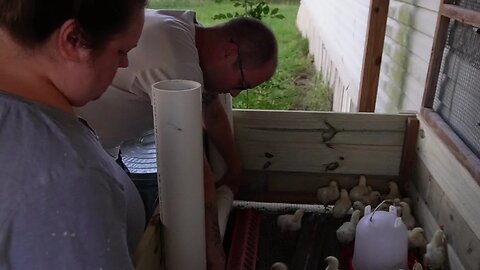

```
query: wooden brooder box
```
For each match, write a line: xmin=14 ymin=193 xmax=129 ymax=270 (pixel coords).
xmin=232 ymin=109 xmax=479 ymax=270
xmin=227 ymin=2 xmax=480 ymax=268
xmin=134 ymin=1 xmax=479 ymax=269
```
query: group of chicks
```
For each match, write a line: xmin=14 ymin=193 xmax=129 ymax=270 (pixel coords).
xmin=274 ymin=176 xmax=447 ymax=270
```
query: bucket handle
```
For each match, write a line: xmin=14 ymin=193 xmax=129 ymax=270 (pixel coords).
xmin=369 ymin=199 xmax=393 ymax=222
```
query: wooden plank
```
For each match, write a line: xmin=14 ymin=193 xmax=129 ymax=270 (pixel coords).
xmin=236 ymin=128 xmax=404 ymax=146
xmin=358 ymin=0 xmax=390 ymax=112
xmin=134 ymin=208 xmax=162 ymax=270
xmin=422 ymin=1 xmax=450 ymax=108
xmin=234 ymin=110 xmax=410 ymax=176
xmin=407 ymin=185 xmax=467 ymax=270
xmin=441 ymin=4 xmax=480 ymax=27
xmin=415 ymin=115 xmax=480 ymax=247
xmin=238 ymin=141 xmax=402 ymax=175
xmin=234 ymin=110 xmax=410 ymax=131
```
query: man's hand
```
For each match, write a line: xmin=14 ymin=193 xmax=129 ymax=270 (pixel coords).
xmin=203 ymin=93 xmax=243 ymax=197
xmin=215 ymin=164 xmax=241 ymax=196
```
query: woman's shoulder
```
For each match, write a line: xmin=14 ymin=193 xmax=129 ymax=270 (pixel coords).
xmin=0 ymin=92 xmax=122 ymax=187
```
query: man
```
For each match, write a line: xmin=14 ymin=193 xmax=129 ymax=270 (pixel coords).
xmin=77 ymin=9 xmax=278 ymax=269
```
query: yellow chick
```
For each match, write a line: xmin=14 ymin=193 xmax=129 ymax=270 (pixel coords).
xmin=333 ymin=189 xmax=352 ymax=218
xmin=352 ymin=201 xmax=365 ymax=217
xmin=316 ymin=180 xmax=340 ymax=206
xmin=325 ymin=256 xmax=339 ymax=270
xmin=336 ymin=210 xmax=361 ymax=243
xmin=277 ymin=209 xmax=305 ymax=232
xmin=349 ymin=175 xmax=370 ymax=202
xmin=384 ymin=181 xmax=401 ymax=200
xmin=399 ymin=202 xmax=416 ymax=229
xmin=424 ymin=229 xmax=446 ymax=270
xmin=359 ymin=190 xmax=381 ymax=207
xmin=402 ymin=197 xmax=413 ymax=207
xmin=377 ymin=200 xmax=392 ymax=212
xmin=408 ymin=227 xmax=428 ymax=248
xmin=412 ymin=260 xmax=424 ymax=270
xmin=393 ymin=198 xmax=402 ymax=216
xmin=271 ymin=262 xmax=288 ymax=270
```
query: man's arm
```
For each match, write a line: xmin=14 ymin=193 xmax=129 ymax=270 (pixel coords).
xmin=203 ymin=94 xmax=242 ymax=195
xmin=203 ymin=158 xmax=227 ymax=270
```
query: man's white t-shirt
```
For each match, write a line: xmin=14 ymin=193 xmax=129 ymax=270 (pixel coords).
xmin=76 ymin=9 xmax=203 ymax=150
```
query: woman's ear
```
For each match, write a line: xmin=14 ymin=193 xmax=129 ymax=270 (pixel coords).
xmin=57 ymin=19 xmax=87 ymax=62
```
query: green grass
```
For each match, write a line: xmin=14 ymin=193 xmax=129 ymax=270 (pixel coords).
xmin=148 ymin=0 xmax=332 ymax=111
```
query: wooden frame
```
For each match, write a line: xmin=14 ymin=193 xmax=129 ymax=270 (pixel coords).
xmin=410 ymin=115 xmax=480 ymax=269
xmin=358 ymin=0 xmax=390 ymax=112
xmin=421 ymin=0 xmax=480 ymax=183
xmin=412 ymin=2 xmax=480 ymax=268
xmin=421 ymin=109 xmax=480 ymax=182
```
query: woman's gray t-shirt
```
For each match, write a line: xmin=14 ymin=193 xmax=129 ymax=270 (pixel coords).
xmin=0 ymin=91 xmax=145 ymax=269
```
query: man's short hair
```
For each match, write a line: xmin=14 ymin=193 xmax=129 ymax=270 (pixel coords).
xmin=220 ymin=17 xmax=278 ymax=69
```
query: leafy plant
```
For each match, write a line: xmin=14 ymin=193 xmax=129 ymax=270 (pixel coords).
xmin=212 ymin=0 xmax=285 ymax=20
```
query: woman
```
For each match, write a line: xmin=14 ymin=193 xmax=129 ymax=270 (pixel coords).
xmin=0 ymin=0 xmax=146 ymax=268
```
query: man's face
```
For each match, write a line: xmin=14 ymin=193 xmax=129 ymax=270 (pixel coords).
xmin=203 ymin=56 xmax=277 ymax=97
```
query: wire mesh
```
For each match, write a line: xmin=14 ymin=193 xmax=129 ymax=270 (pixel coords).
xmin=453 ymin=0 xmax=480 ymax=13
xmin=225 ymin=208 xmax=345 ymax=270
xmin=433 ymin=18 xmax=480 ymax=158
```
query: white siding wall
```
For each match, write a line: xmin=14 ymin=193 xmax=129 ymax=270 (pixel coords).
xmin=297 ymin=0 xmax=370 ymax=112
xmin=297 ymin=0 xmax=440 ymax=113
xmin=377 ymin=0 xmax=440 ymax=113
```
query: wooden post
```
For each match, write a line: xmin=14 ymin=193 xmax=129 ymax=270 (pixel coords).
xmin=399 ymin=116 xmax=420 ymax=192
xmin=422 ymin=0 xmax=451 ymax=108
xmin=358 ymin=0 xmax=390 ymax=112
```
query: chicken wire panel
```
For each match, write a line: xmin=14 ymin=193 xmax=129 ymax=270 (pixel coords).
xmin=453 ymin=0 xmax=480 ymax=12
xmin=433 ymin=19 xmax=480 ymax=158
xmin=255 ymin=211 xmax=300 ymax=269
xmin=255 ymin=211 xmax=344 ymax=270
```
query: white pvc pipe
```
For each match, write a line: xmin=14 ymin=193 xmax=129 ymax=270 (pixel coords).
xmin=232 ymin=200 xmax=357 ymax=215
xmin=233 ymin=200 xmax=328 ymax=213
xmin=151 ymin=80 xmax=206 ymax=270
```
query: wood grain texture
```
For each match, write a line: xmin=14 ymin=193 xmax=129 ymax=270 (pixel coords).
xmin=410 ymin=115 xmax=480 ymax=270
xmin=421 ymin=109 xmax=480 ymax=182
xmin=234 ymin=110 xmax=410 ymax=176
xmin=408 ymin=185 xmax=468 ymax=270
